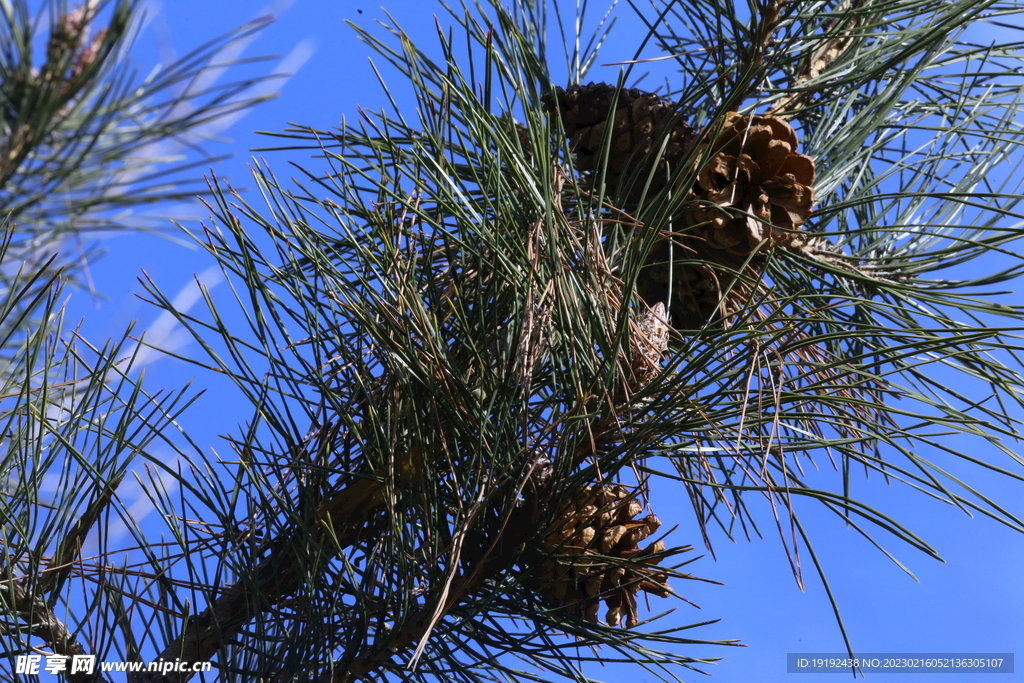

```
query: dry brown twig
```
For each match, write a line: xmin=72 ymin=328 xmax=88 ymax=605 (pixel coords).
xmin=767 ymin=0 xmax=867 ymax=116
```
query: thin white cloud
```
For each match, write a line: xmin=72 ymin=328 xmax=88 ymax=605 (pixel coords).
xmin=114 ymin=1 xmax=316 ymax=192
xmin=128 ymin=264 xmax=225 ymax=370
xmin=203 ymin=37 xmax=319 ymax=136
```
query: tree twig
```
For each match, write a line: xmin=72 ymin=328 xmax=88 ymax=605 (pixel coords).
xmin=767 ymin=0 xmax=866 ymax=116
xmin=0 ymin=576 xmax=112 ymax=683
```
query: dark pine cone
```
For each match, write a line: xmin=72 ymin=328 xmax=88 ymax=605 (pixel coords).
xmin=635 ymin=238 xmax=756 ymax=331
xmin=542 ymin=82 xmax=695 ymax=201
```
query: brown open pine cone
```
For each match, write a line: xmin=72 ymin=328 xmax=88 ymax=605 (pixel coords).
xmin=528 ymin=484 xmax=671 ymax=628
xmin=686 ymin=112 xmax=816 ymax=258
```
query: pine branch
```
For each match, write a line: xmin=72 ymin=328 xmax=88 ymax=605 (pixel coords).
xmin=38 ymin=474 xmax=126 ymax=598
xmin=0 ymin=572 xmax=112 ymax=683
xmin=133 ymin=467 xmax=405 ymax=683
xmin=8 ymin=1 xmax=1024 ymax=681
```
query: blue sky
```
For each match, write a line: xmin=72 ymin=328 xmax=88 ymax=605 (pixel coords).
xmin=61 ymin=1 xmax=1024 ymax=681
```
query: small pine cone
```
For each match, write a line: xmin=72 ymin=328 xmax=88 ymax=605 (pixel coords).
xmin=542 ymin=82 xmax=695 ymax=200
xmin=630 ymin=301 xmax=670 ymax=386
xmin=686 ymin=112 xmax=816 ymax=257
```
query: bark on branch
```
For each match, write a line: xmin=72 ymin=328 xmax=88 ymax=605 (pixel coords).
xmin=0 ymin=576 xmax=111 ymax=683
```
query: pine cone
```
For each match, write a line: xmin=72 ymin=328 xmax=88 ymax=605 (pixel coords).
xmin=543 ymin=84 xmax=817 ymax=330
xmin=542 ymin=83 xmax=695 ymax=200
xmin=528 ymin=484 xmax=671 ymax=628
xmin=630 ymin=301 xmax=670 ymax=385
xmin=686 ymin=112 xmax=816 ymax=257
xmin=636 ymin=113 xmax=816 ymax=328
xmin=635 ymin=238 xmax=756 ymax=330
